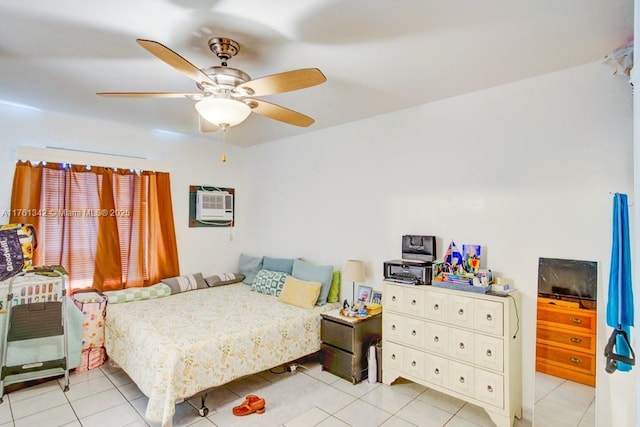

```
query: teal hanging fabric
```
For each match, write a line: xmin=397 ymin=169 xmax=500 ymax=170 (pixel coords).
xmin=604 ymin=193 xmax=635 ymax=372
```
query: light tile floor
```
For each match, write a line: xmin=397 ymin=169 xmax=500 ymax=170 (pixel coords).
xmin=533 ymin=373 xmax=594 ymax=427
xmin=0 ymin=360 xmax=534 ymax=427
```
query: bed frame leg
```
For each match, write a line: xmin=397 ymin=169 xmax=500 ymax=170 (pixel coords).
xmin=186 ymin=393 xmax=209 ymax=417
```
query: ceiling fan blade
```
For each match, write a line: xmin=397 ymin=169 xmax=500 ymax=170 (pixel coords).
xmin=136 ymin=39 xmax=216 ymax=86
xmin=238 ymin=68 xmax=326 ymax=96
xmin=250 ymin=99 xmax=315 ymax=127
xmin=97 ymin=92 xmax=199 ymax=98
xmin=199 ymin=116 xmax=219 ymax=133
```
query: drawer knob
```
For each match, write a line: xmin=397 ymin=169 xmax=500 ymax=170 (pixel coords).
xmin=411 ymin=299 xmax=417 ymax=305
xmin=459 ymin=376 xmax=465 ymax=384
xmin=391 ymin=325 xmax=396 ymax=331
xmin=411 ymin=361 xmax=417 ymax=367
xmin=486 ymin=314 xmax=493 ymax=321
xmin=459 ymin=342 xmax=465 ymax=350
xmin=569 ymin=357 xmax=583 ymax=364
xmin=434 ymin=368 xmax=440 ymax=375
xmin=486 ymin=349 xmax=492 ymax=357
xmin=391 ymin=354 xmax=396 ymax=360
xmin=411 ymin=330 xmax=417 ymax=336
xmin=434 ymin=336 xmax=439 ymax=342
xmin=458 ymin=309 xmax=464 ymax=315
xmin=570 ymin=317 xmax=583 ymax=324
xmin=392 ymin=296 xmax=397 ymax=302
xmin=434 ymin=304 xmax=439 ymax=310
xmin=570 ymin=337 xmax=583 ymax=344
xmin=487 ymin=385 xmax=493 ymax=393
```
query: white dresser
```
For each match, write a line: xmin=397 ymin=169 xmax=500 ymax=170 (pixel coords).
xmin=382 ymin=281 xmax=522 ymax=427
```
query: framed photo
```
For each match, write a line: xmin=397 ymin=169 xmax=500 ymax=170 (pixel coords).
xmin=371 ymin=291 xmax=382 ymax=305
xmin=357 ymin=285 xmax=373 ymax=302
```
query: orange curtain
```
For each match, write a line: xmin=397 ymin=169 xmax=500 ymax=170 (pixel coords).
xmin=9 ymin=161 xmax=180 ymax=291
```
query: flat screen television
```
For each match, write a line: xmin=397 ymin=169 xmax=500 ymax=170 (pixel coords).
xmin=537 ymin=257 xmax=597 ymax=302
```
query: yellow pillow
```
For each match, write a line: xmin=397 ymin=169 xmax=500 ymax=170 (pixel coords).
xmin=278 ymin=276 xmax=322 ymax=309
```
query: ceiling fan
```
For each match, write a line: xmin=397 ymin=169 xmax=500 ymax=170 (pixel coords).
xmin=97 ymin=38 xmax=326 ymax=132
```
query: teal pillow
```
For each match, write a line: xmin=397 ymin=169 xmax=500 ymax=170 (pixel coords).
xmin=327 ymin=271 xmax=341 ymax=303
xmin=239 ymin=254 xmax=263 ymax=284
xmin=251 ymin=269 xmax=290 ymax=296
xmin=263 ymin=256 xmax=296 ymax=274
xmin=291 ymin=259 xmax=334 ymax=305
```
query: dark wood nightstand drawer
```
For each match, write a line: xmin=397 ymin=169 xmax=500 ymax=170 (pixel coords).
xmin=321 ymin=318 xmax=355 ymax=353
xmin=321 ymin=343 xmax=367 ymax=384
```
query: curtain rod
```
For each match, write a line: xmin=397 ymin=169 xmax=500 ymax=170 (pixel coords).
xmin=16 ymin=146 xmax=167 ymax=172
xmin=45 ymin=146 xmax=147 ymax=160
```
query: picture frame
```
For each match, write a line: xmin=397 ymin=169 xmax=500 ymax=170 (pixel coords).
xmin=371 ymin=291 xmax=382 ymax=305
xmin=357 ymin=285 xmax=373 ymax=302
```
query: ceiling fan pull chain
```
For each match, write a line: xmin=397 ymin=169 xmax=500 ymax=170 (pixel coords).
xmin=221 ymin=125 xmax=228 ymax=163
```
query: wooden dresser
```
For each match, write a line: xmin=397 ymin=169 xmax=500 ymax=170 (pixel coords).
xmin=535 ymin=299 xmax=596 ymax=386
xmin=382 ymin=281 xmax=522 ymax=427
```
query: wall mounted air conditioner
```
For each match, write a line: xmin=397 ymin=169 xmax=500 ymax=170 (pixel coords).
xmin=196 ymin=190 xmax=233 ymax=221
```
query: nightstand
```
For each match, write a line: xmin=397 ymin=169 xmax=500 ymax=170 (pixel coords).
xmin=320 ymin=311 xmax=382 ymax=384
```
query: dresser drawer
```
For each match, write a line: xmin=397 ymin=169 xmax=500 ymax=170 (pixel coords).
xmin=386 ymin=285 xmax=404 ymax=312
xmin=537 ymin=304 xmax=596 ymax=334
xmin=425 ymin=353 xmax=449 ymax=387
xmin=384 ymin=341 xmax=403 ymax=372
xmin=475 ymin=369 xmax=504 ymax=409
xmin=424 ymin=322 xmax=448 ymax=354
xmin=448 ymin=295 xmax=475 ymax=329
xmin=403 ymin=347 xmax=426 ymax=379
xmin=425 ymin=290 xmax=448 ymax=322
xmin=536 ymin=343 xmax=595 ymax=375
xmin=475 ymin=334 xmax=504 ymax=372
xmin=384 ymin=313 xmax=403 ymax=342
xmin=448 ymin=360 xmax=475 ymax=398
xmin=321 ymin=318 xmax=354 ymax=353
xmin=402 ymin=317 xmax=426 ymax=348
xmin=536 ymin=326 xmax=595 ymax=353
xmin=403 ymin=287 xmax=426 ymax=317
xmin=474 ymin=299 xmax=504 ymax=336
xmin=448 ymin=327 xmax=475 ymax=363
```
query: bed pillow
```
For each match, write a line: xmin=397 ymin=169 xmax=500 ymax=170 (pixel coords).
xmin=262 ymin=256 xmax=296 ymax=274
xmin=327 ymin=271 xmax=341 ymax=303
xmin=161 ymin=273 xmax=207 ymax=294
xmin=239 ymin=254 xmax=263 ymax=284
xmin=251 ymin=269 xmax=290 ymax=296
xmin=104 ymin=283 xmax=172 ymax=304
xmin=278 ymin=276 xmax=322 ymax=309
xmin=291 ymin=259 xmax=334 ymax=305
xmin=205 ymin=273 xmax=245 ymax=287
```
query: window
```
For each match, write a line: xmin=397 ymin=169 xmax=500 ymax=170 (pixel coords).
xmin=9 ymin=161 xmax=179 ymax=291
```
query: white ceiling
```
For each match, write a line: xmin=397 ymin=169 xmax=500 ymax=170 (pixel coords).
xmin=0 ymin=0 xmax=633 ymax=146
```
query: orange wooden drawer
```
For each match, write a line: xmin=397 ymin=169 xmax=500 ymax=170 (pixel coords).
xmin=535 ymin=343 xmax=595 ymax=376
xmin=536 ymin=303 xmax=596 ymax=334
xmin=536 ymin=326 xmax=595 ymax=353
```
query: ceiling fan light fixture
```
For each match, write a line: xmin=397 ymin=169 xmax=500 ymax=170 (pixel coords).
xmin=195 ymin=98 xmax=251 ymax=128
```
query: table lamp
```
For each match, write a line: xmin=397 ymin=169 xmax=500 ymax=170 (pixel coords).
xmin=343 ymin=259 xmax=366 ymax=305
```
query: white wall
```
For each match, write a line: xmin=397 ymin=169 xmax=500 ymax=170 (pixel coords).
xmin=0 ymin=107 xmax=249 ymax=277
xmin=245 ymin=61 xmax=634 ymax=424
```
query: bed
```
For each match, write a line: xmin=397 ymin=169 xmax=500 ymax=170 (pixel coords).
xmin=104 ymin=282 xmax=339 ymax=426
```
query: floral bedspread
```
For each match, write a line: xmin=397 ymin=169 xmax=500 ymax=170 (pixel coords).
xmin=104 ymin=283 xmax=338 ymax=426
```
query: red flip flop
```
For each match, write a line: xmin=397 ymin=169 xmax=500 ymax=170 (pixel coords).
xmin=232 ymin=394 xmax=266 ymax=416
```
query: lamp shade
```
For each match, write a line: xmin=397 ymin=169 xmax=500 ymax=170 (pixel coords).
xmin=343 ymin=259 xmax=365 ymax=283
xmin=195 ymin=98 xmax=251 ymax=127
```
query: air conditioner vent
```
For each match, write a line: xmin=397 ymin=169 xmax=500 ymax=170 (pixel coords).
xmin=196 ymin=190 xmax=233 ymax=221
